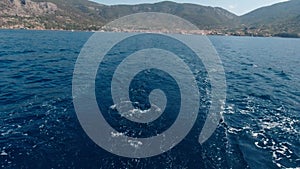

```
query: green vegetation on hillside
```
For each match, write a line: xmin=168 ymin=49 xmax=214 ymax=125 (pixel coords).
xmin=0 ymin=0 xmax=299 ymax=37
xmin=240 ymin=0 xmax=300 ymax=36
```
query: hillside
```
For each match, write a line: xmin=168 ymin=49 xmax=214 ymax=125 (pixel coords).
xmin=0 ymin=0 xmax=105 ymax=30
xmin=97 ymin=1 xmax=238 ymax=29
xmin=0 ymin=0 xmax=299 ymax=37
xmin=0 ymin=0 xmax=238 ymax=30
xmin=240 ymin=0 xmax=300 ymax=37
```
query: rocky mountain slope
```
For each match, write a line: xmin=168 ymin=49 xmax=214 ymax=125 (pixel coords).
xmin=0 ymin=0 xmax=238 ymax=30
xmin=0 ymin=0 xmax=105 ymax=30
xmin=241 ymin=0 xmax=300 ymax=36
xmin=97 ymin=1 xmax=238 ymax=29
xmin=0 ymin=0 xmax=299 ymax=37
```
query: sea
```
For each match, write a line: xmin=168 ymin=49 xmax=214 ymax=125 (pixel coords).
xmin=0 ymin=29 xmax=299 ymax=169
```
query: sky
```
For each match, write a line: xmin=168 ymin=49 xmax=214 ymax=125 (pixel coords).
xmin=91 ymin=0 xmax=289 ymax=16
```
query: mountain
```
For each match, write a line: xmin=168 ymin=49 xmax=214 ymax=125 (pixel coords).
xmin=0 ymin=0 xmax=299 ymax=37
xmin=0 ymin=0 xmax=238 ymax=30
xmin=97 ymin=1 xmax=238 ymax=29
xmin=0 ymin=0 xmax=106 ymax=30
xmin=240 ymin=0 xmax=300 ymax=37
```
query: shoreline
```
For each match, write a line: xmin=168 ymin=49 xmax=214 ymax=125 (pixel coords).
xmin=0 ymin=28 xmax=299 ymax=39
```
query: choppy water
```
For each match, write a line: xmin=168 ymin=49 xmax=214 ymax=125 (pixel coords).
xmin=0 ymin=30 xmax=299 ymax=169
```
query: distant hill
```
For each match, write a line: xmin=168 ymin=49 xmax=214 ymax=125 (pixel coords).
xmin=98 ymin=1 xmax=238 ymax=29
xmin=0 ymin=0 xmax=299 ymax=37
xmin=0 ymin=0 xmax=237 ymax=30
xmin=240 ymin=0 xmax=300 ymax=36
xmin=0 ymin=0 xmax=106 ymax=30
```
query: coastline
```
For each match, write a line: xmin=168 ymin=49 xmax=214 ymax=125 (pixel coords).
xmin=1 ymin=28 xmax=299 ymax=39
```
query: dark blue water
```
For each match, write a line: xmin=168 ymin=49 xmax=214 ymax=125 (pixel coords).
xmin=0 ymin=30 xmax=299 ymax=169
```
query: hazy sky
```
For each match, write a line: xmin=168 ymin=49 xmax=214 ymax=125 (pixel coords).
xmin=91 ymin=0 xmax=289 ymax=15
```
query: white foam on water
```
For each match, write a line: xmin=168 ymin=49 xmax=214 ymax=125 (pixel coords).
xmin=128 ymin=140 xmax=143 ymax=148
xmin=222 ymin=104 xmax=235 ymax=114
xmin=1 ymin=129 xmax=13 ymax=136
xmin=222 ymin=99 xmax=299 ymax=168
xmin=260 ymin=115 xmax=300 ymax=134
xmin=227 ymin=127 xmax=243 ymax=134
xmin=110 ymin=101 xmax=164 ymax=124
xmin=111 ymin=131 xmax=124 ymax=137
xmin=1 ymin=151 xmax=8 ymax=156
xmin=110 ymin=104 xmax=117 ymax=110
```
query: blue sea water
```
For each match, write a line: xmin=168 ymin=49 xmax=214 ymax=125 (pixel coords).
xmin=0 ymin=30 xmax=299 ymax=169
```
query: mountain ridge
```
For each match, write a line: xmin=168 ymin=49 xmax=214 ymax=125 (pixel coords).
xmin=0 ymin=0 xmax=299 ymax=37
xmin=240 ymin=0 xmax=300 ymax=36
